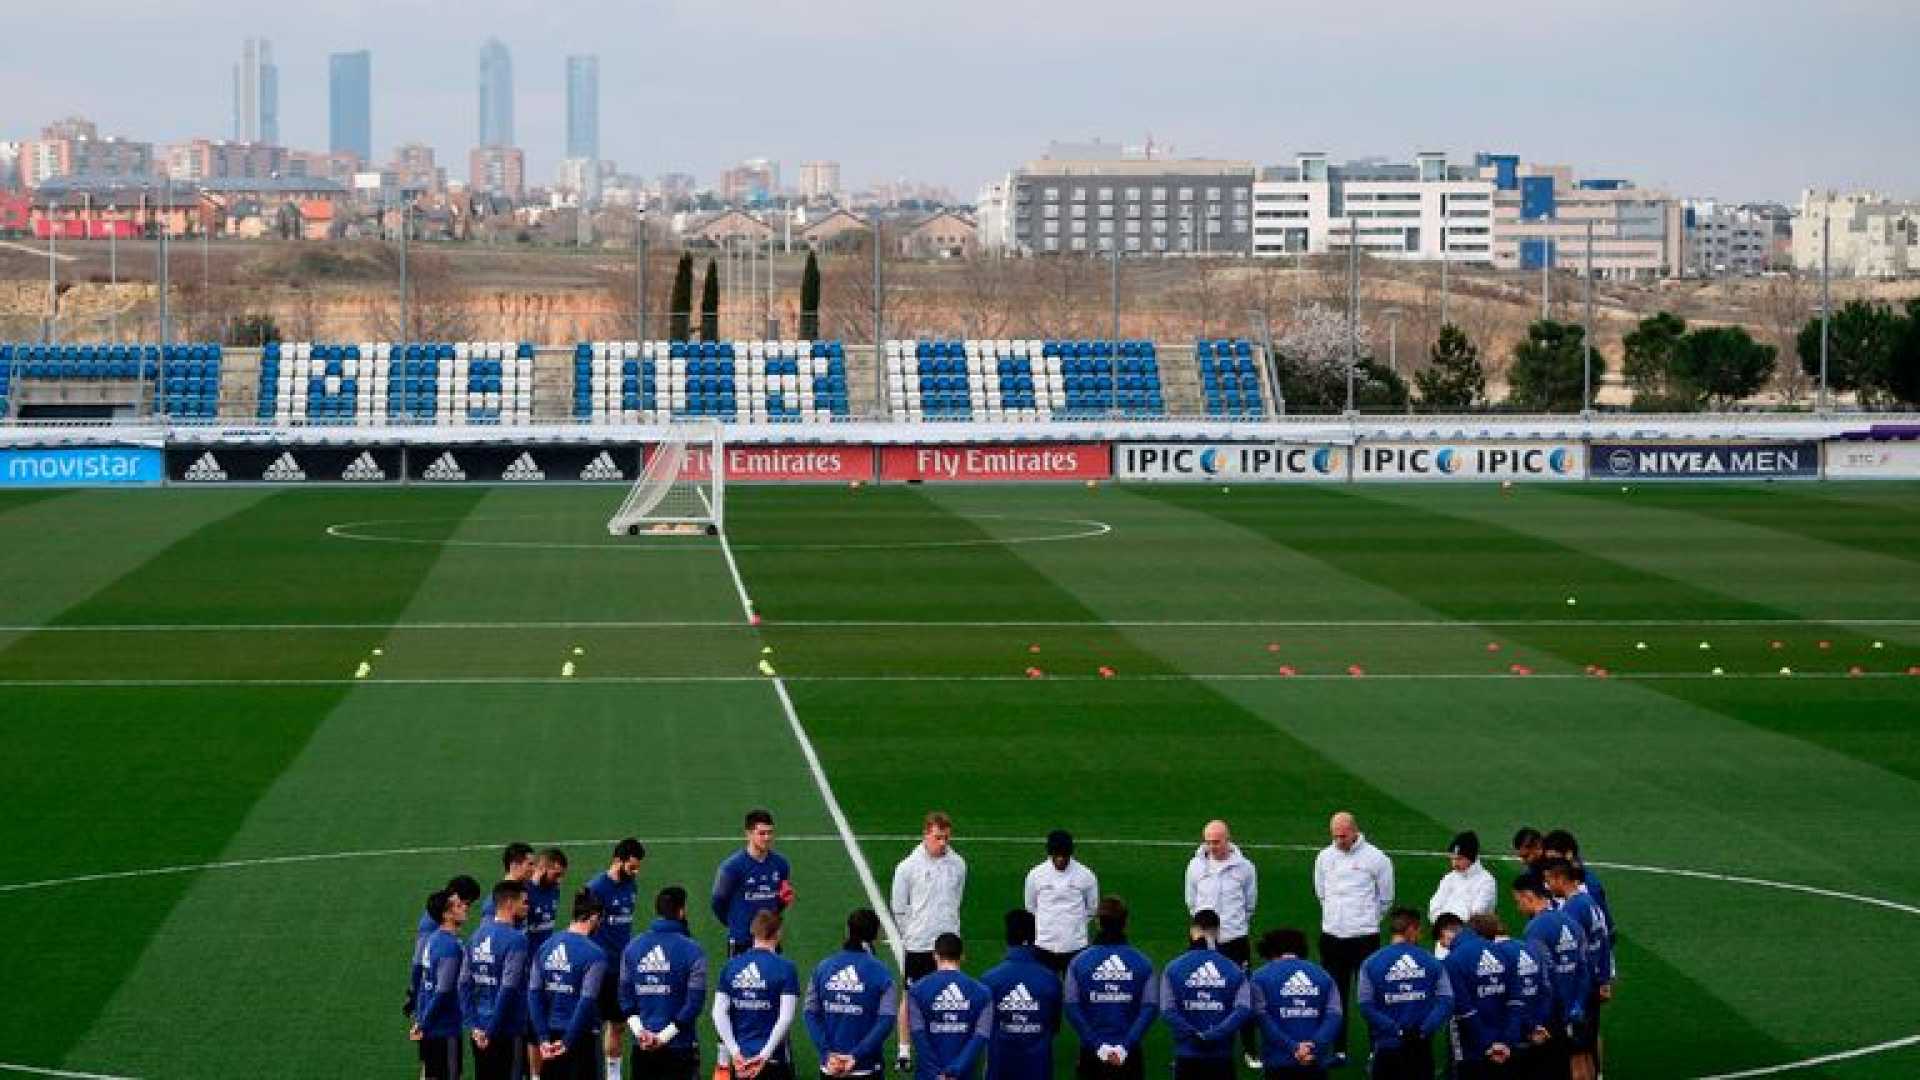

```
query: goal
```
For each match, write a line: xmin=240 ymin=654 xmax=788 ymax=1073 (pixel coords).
xmin=606 ymin=422 xmax=725 ymax=535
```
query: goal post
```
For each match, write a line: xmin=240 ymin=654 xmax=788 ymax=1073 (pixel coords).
xmin=606 ymin=421 xmax=725 ymax=535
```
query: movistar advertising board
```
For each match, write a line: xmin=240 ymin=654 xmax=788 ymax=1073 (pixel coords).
xmin=1351 ymin=442 xmax=1585 ymax=481
xmin=1590 ymin=441 xmax=1818 ymax=480
xmin=0 ymin=446 xmax=164 ymax=487
xmin=1116 ymin=443 xmax=1347 ymax=482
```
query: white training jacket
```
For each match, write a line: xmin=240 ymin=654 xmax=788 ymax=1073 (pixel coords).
xmin=1313 ymin=835 xmax=1395 ymax=939
xmin=1427 ymin=860 xmax=1497 ymax=924
xmin=1183 ymin=843 xmax=1259 ymax=942
xmin=890 ymin=843 xmax=968 ymax=953
xmin=1024 ymin=858 xmax=1100 ymax=953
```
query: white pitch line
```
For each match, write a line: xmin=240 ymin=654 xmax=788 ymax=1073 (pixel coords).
xmin=0 ymin=1063 xmax=135 ymax=1080
xmin=718 ymin=527 xmax=906 ymax=968
xmin=1 ymin=671 xmax=1913 ymax=689
xmin=1692 ymin=1035 xmax=1920 ymax=1079
xmin=3 ymin=617 xmax=1916 ymax=633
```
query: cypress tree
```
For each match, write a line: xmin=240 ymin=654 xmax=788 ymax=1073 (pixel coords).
xmin=668 ymin=252 xmax=693 ymax=340
xmin=699 ymin=257 xmax=720 ymax=341
xmin=800 ymin=250 xmax=821 ymax=340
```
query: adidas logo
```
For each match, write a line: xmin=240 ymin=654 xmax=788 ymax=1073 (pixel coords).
xmin=263 ymin=452 xmax=306 ymax=481
xmin=546 ymin=943 xmax=573 ymax=974
xmin=502 ymin=452 xmax=545 ymax=481
xmin=1185 ymin=961 xmax=1226 ymax=989
xmin=580 ymin=451 xmax=625 ymax=481
xmin=342 ymin=452 xmax=386 ymax=481
xmin=1475 ymin=950 xmax=1506 ymax=978
xmin=472 ymin=937 xmax=495 ymax=964
xmin=1385 ymin=954 xmax=1426 ymax=984
xmin=635 ymin=946 xmax=670 ymax=974
xmin=423 ymin=452 xmax=465 ymax=481
xmin=733 ymin=962 xmax=766 ymax=991
xmin=999 ymin=983 xmax=1039 ymax=1012
xmin=1280 ymin=971 xmax=1319 ymax=998
xmin=1557 ymin=926 xmax=1578 ymax=951
xmin=933 ymin=983 xmax=970 ymax=1011
xmin=1516 ymin=951 xmax=1539 ymax=977
xmin=1092 ymin=954 xmax=1132 ymax=982
xmin=825 ymin=965 xmax=865 ymax=994
xmin=183 ymin=452 xmax=227 ymax=481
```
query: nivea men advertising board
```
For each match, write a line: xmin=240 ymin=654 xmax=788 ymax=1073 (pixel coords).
xmin=408 ymin=444 xmax=642 ymax=483
xmin=168 ymin=445 xmax=404 ymax=484
xmin=1116 ymin=443 xmax=1347 ymax=482
xmin=1589 ymin=441 xmax=1818 ymax=480
xmin=1351 ymin=442 xmax=1585 ymax=481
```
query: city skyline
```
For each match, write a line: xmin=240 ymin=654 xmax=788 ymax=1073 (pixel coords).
xmin=328 ymin=51 xmax=371 ymax=162
xmin=3 ymin=1 xmax=1916 ymax=203
xmin=565 ymin=55 xmax=598 ymax=162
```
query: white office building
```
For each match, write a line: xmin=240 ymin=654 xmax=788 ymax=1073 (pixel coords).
xmin=1252 ymin=152 xmax=1496 ymax=264
xmin=1793 ymin=191 xmax=1920 ymax=277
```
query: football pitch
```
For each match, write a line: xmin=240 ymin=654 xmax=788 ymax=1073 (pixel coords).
xmin=4 ymin=480 xmax=1920 ymax=1078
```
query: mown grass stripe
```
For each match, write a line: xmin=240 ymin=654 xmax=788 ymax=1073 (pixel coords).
xmin=0 ymin=488 xmax=487 ymax=1072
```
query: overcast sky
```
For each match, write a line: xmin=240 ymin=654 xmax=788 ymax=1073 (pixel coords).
xmin=5 ymin=0 xmax=1916 ymax=203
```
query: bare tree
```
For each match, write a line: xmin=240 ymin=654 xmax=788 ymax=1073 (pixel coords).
xmin=1756 ymin=272 xmax=1816 ymax=404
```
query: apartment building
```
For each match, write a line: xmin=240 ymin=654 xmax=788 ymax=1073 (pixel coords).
xmin=988 ymin=148 xmax=1255 ymax=256
xmin=1251 ymin=151 xmax=1494 ymax=263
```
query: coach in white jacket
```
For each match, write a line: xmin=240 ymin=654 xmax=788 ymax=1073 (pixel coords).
xmin=1312 ymin=810 xmax=1393 ymax=1057
xmin=1024 ymin=829 xmax=1098 ymax=974
xmin=890 ymin=810 xmax=966 ymax=1070
xmin=1427 ymin=830 xmax=1496 ymax=930
xmin=1183 ymin=819 xmax=1260 ymax=1065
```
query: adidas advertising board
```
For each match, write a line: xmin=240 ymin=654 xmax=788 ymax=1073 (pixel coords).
xmin=1116 ymin=442 xmax=1346 ymax=482
xmin=406 ymin=445 xmax=644 ymax=483
xmin=0 ymin=447 xmax=164 ymax=487
xmin=1822 ymin=440 xmax=1920 ymax=479
xmin=1352 ymin=441 xmax=1585 ymax=481
xmin=1590 ymin=441 xmax=1817 ymax=480
xmin=165 ymin=446 xmax=403 ymax=484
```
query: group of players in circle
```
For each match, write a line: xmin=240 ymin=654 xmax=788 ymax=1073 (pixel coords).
xmin=407 ymin=811 xmax=1616 ymax=1080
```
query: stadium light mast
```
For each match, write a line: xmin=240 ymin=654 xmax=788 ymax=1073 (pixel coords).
xmin=1345 ymin=230 xmax=1359 ymax=415
xmin=1819 ymin=190 xmax=1832 ymax=414
xmin=1109 ymin=236 xmax=1120 ymax=417
xmin=45 ymin=192 xmax=57 ymax=344
xmin=1583 ymin=218 xmax=1595 ymax=416
xmin=1439 ymin=227 xmax=1450 ymax=328
xmin=872 ymin=214 xmax=884 ymax=418
xmin=108 ymin=200 xmax=118 ymax=341
xmin=635 ymin=206 xmax=647 ymax=341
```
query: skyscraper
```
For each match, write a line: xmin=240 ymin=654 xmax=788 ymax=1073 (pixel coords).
xmin=565 ymin=55 xmax=600 ymax=161
xmin=329 ymin=51 xmax=372 ymax=162
xmin=478 ymin=38 xmax=515 ymax=147
xmin=233 ymin=38 xmax=279 ymax=144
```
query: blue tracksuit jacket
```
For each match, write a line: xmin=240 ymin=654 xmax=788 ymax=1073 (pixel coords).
xmin=1158 ymin=945 xmax=1252 ymax=1060
xmin=1063 ymin=941 xmax=1159 ymax=1054
xmin=460 ymin=919 xmax=531 ymax=1041
xmin=805 ymin=947 xmax=898 ymax=1075
xmin=712 ymin=849 xmax=792 ymax=946
xmin=1524 ymin=909 xmax=1591 ymax=1030
xmin=718 ymin=947 xmax=802 ymax=1063
xmin=909 ymin=969 xmax=994 ymax=1080
xmin=587 ymin=871 xmax=639 ymax=959
xmin=528 ymin=930 xmax=608 ymax=1046
xmin=982 ymin=946 xmax=1063 ymax=1080
xmin=1354 ymin=943 xmax=1452 ymax=1051
xmin=415 ymin=926 xmax=467 ymax=1038
xmin=1441 ymin=930 xmax=1520 ymax=1061
xmin=619 ymin=918 xmax=707 ymax=1052
xmin=1248 ymin=958 xmax=1342 ymax=1071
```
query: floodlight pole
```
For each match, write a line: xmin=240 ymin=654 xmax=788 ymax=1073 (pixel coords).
xmin=108 ymin=203 xmax=118 ymax=340
xmin=872 ymin=215 xmax=884 ymax=417
xmin=1109 ymin=237 xmax=1120 ymax=418
xmin=398 ymin=194 xmax=410 ymax=342
xmin=1345 ymin=234 xmax=1359 ymax=414
xmin=636 ymin=207 xmax=647 ymax=340
xmin=1583 ymin=219 xmax=1595 ymax=416
xmin=158 ymin=177 xmax=172 ymax=351
xmin=1440 ymin=227 xmax=1450 ymax=328
xmin=1819 ymin=192 xmax=1831 ymax=414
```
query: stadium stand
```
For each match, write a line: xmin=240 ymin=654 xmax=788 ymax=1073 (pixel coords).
xmin=260 ymin=342 xmax=533 ymax=424
xmin=885 ymin=339 xmax=1164 ymax=422
xmin=1196 ymin=338 xmax=1265 ymax=417
xmin=573 ymin=341 xmax=850 ymax=424
xmin=0 ymin=343 xmax=220 ymax=418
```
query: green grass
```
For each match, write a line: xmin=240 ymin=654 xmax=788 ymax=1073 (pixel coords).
xmin=4 ymin=482 xmax=1919 ymax=1078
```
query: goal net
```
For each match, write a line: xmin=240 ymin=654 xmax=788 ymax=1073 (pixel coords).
xmin=606 ymin=422 xmax=725 ymax=535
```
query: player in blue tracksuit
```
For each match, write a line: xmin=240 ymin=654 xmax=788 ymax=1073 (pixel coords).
xmin=409 ymin=875 xmax=482 ymax=1021
xmin=909 ymin=934 xmax=994 ymax=1080
xmin=1543 ymin=861 xmax=1611 ymax=1078
xmin=1063 ymin=897 xmax=1159 ymax=1080
xmin=982 ymin=910 xmax=1063 ymax=1080
xmin=1249 ymin=928 xmax=1343 ymax=1077
xmin=526 ymin=848 xmax=570 ymax=953
xmin=807 ymin=908 xmax=900 ymax=1079
xmin=1493 ymin=923 xmax=1555 ymax=1079
xmin=716 ymin=911 xmax=804 ymax=1080
xmin=1440 ymin=915 xmax=1519 ymax=1078
xmin=714 ymin=808 xmax=795 ymax=956
xmin=620 ymin=886 xmax=709 ymax=1080
xmin=1355 ymin=908 xmax=1453 ymax=1080
xmin=1541 ymin=832 xmax=1614 ymax=945
xmin=462 ymin=880 xmax=532 ymax=1080
xmin=413 ymin=887 xmax=472 ymax=1080
xmin=477 ymin=843 xmax=536 ymax=926
xmin=1513 ymin=873 xmax=1589 ymax=1077
xmin=1160 ymin=911 xmax=1253 ymax=1080
xmin=589 ymin=837 xmax=647 ymax=1075
xmin=529 ymin=888 xmax=610 ymax=1080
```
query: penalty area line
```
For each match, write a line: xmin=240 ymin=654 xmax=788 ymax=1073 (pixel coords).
xmin=1 ymin=617 xmax=1916 ymax=633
